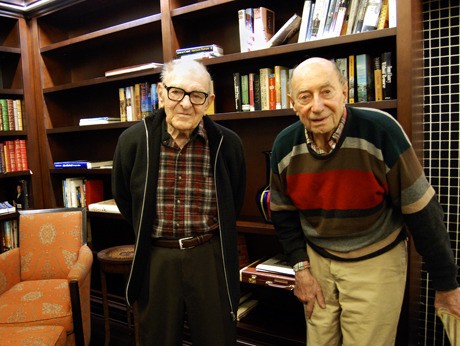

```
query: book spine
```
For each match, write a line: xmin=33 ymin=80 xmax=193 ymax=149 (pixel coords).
xmin=7 ymin=99 xmax=14 ymax=131
xmin=381 ymin=51 xmax=393 ymax=100
xmin=248 ymin=73 xmax=255 ymax=112
xmin=356 ymin=53 xmax=374 ymax=102
xmin=241 ymin=74 xmax=250 ymax=111
xmin=253 ymin=7 xmax=275 ymax=50
xmin=238 ymin=9 xmax=248 ymax=52
xmin=119 ymin=88 xmax=127 ymax=122
xmin=54 ymin=161 xmax=89 ymax=168
xmin=16 ymin=100 xmax=23 ymax=130
xmin=233 ymin=72 xmax=242 ymax=111
xmin=0 ymin=100 xmax=8 ymax=131
xmin=259 ymin=68 xmax=273 ymax=110
xmin=373 ymin=56 xmax=383 ymax=101
xmin=280 ymin=68 xmax=289 ymax=109
xmin=268 ymin=73 xmax=276 ymax=110
xmin=253 ymin=73 xmax=261 ymax=111
xmin=298 ymin=0 xmax=313 ymax=43
xmin=348 ymin=54 xmax=355 ymax=103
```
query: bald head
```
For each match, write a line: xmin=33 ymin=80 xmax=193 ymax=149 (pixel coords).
xmin=292 ymin=57 xmax=347 ymax=87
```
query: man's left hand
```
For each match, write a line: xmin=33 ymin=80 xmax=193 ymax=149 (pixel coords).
xmin=435 ymin=287 xmax=460 ymax=317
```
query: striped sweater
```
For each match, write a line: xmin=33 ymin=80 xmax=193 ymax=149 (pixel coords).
xmin=270 ymin=106 xmax=457 ymax=290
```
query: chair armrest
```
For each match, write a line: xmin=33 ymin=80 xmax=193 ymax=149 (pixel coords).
xmin=67 ymin=244 xmax=93 ymax=285
xmin=0 ymin=248 xmax=21 ymax=294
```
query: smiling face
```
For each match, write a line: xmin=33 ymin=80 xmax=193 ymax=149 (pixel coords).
xmin=289 ymin=58 xmax=348 ymax=146
xmin=158 ymin=61 xmax=215 ymax=139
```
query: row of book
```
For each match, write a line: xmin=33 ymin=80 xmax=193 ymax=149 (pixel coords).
xmin=119 ymin=82 xmax=159 ymax=122
xmin=298 ymin=0 xmax=395 ymax=42
xmin=337 ymin=51 xmax=393 ymax=103
xmin=0 ymin=139 xmax=29 ymax=173
xmin=232 ymin=51 xmax=393 ymax=111
xmin=237 ymin=0 xmax=395 ymax=53
xmin=0 ymin=219 xmax=18 ymax=253
xmin=62 ymin=178 xmax=104 ymax=208
xmin=0 ymin=99 xmax=24 ymax=131
xmin=233 ymin=66 xmax=292 ymax=112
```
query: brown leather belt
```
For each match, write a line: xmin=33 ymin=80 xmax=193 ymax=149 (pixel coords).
xmin=152 ymin=233 xmax=214 ymax=250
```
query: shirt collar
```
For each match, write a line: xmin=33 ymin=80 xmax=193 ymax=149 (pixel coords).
xmin=161 ymin=118 xmax=207 ymax=146
xmin=305 ymin=108 xmax=347 ymax=155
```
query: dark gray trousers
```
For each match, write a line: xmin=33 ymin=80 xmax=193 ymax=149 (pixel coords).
xmin=137 ymin=236 xmax=237 ymax=345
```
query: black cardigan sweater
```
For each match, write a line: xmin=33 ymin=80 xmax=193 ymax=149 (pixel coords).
xmin=112 ymin=109 xmax=246 ymax=319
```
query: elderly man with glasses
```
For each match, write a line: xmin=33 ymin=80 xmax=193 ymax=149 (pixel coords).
xmin=112 ymin=59 xmax=246 ymax=345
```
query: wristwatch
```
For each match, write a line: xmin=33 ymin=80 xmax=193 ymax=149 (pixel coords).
xmin=293 ymin=260 xmax=311 ymax=272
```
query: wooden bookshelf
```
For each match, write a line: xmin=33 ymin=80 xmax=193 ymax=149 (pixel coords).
xmin=0 ymin=0 xmax=423 ymax=344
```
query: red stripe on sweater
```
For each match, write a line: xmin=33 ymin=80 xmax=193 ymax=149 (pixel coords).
xmin=286 ymin=170 xmax=387 ymax=210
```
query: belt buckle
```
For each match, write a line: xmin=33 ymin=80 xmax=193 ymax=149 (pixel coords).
xmin=179 ymin=236 xmax=194 ymax=250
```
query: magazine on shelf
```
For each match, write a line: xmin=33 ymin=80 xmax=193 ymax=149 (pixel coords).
xmin=79 ymin=117 xmax=121 ymax=126
xmin=105 ymin=62 xmax=163 ymax=77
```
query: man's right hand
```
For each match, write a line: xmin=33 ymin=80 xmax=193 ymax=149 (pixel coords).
xmin=294 ymin=268 xmax=326 ymax=319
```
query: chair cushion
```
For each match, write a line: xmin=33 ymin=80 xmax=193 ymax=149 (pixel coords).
xmin=0 ymin=279 xmax=72 ymax=333
xmin=0 ymin=325 xmax=66 ymax=345
xmin=19 ymin=211 xmax=83 ymax=281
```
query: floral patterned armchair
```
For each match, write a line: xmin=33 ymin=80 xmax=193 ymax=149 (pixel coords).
xmin=0 ymin=208 xmax=93 ymax=345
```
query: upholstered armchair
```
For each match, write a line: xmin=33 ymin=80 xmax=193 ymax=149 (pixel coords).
xmin=0 ymin=208 xmax=93 ymax=345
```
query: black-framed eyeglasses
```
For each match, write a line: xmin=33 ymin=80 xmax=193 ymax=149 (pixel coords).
xmin=163 ymin=84 xmax=209 ymax=105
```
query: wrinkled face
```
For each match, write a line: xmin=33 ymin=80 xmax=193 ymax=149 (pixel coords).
xmin=289 ymin=59 xmax=348 ymax=140
xmin=158 ymin=67 xmax=214 ymax=134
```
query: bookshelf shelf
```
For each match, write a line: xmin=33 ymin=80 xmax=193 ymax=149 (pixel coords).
xmin=40 ymin=14 xmax=162 ymax=53
xmin=0 ymin=88 xmax=23 ymax=95
xmin=0 ymin=46 xmax=20 ymax=54
xmin=46 ymin=122 xmax=136 ymax=134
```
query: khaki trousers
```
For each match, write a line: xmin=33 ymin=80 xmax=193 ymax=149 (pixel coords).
xmin=306 ymin=241 xmax=407 ymax=346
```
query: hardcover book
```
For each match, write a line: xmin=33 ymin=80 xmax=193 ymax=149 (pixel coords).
xmin=233 ymin=72 xmax=242 ymax=111
xmin=53 ymin=160 xmax=113 ymax=169
xmin=266 ymin=13 xmax=302 ymax=48
xmin=241 ymin=74 xmax=250 ymax=111
xmin=348 ymin=54 xmax=356 ymax=103
xmin=381 ymin=51 xmax=393 ymax=100
xmin=298 ymin=0 xmax=313 ymax=42
xmin=362 ymin=0 xmax=383 ymax=32
xmin=253 ymin=7 xmax=275 ymax=50
xmin=259 ymin=67 xmax=273 ymax=110
xmin=274 ymin=66 xmax=289 ymax=109
xmin=373 ymin=56 xmax=383 ymax=101
xmin=356 ymin=53 xmax=374 ymax=102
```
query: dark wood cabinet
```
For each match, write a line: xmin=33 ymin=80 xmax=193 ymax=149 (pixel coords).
xmin=0 ymin=1 xmax=423 ymax=344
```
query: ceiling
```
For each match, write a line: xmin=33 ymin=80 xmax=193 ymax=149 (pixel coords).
xmin=0 ymin=0 xmax=59 ymax=13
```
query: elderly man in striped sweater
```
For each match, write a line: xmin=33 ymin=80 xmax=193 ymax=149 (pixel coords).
xmin=270 ymin=57 xmax=460 ymax=346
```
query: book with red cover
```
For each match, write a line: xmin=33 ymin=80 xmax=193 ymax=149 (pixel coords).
xmin=240 ymin=258 xmax=295 ymax=291
xmin=84 ymin=179 xmax=104 ymax=206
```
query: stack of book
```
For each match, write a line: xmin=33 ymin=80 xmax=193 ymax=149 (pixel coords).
xmin=0 ymin=201 xmax=15 ymax=215
xmin=176 ymin=44 xmax=223 ymax=60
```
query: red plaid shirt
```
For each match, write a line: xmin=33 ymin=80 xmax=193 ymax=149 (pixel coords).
xmin=152 ymin=119 xmax=218 ymax=238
